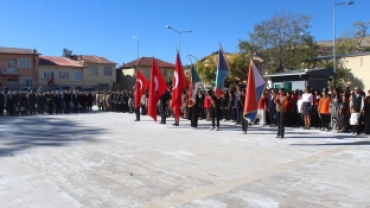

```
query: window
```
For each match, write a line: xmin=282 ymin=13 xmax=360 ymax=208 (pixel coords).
xmin=104 ymin=67 xmax=112 ymax=76
xmin=73 ymin=71 xmax=82 ymax=81
xmin=58 ymin=71 xmax=69 ymax=80
xmin=7 ymin=59 xmax=15 ymax=69
xmin=143 ymin=69 xmax=150 ymax=77
xmin=163 ymin=70 xmax=168 ymax=77
xmin=43 ymin=71 xmax=54 ymax=80
xmin=18 ymin=59 xmax=32 ymax=68
xmin=89 ymin=66 xmax=98 ymax=75
xmin=21 ymin=78 xmax=33 ymax=87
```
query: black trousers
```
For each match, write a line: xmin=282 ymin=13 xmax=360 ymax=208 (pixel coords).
xmin=135 ymin=107 xmax=140 ymax=120
xmin=29 ymin=103 xmax=36 ymax=115
xmin=141 ymin=104 xmax=147 ymax=115
xmin=352 ymin=125 xmax=358 ymax=134
xmin=320 ymin=114 xmax=330 ymax=129
xmin=197 ymin=107 xmax=204 ymax=119
xmin=190 ymin=105 xmax=198 ymax=127
xmin=365 ymin=114 xmax=370 ymax=134
xmin=160 ymin=101 xmax=167 ymax=123
xmin=211 ymin=106 xmax=220 ymax=128
xmin=276 ymin=111 xmax=286 ymax=137
xmin=241 ymin=111 xmax=248 ymax=132
xmin=0 ymin=105 xmax=3 ymax=116
xmin=64 ymin=102 xmax=71 ymax=113
xmin=268 ymin=108 xmax=276 ymax=125
xmin=48 ymin=101 xmax=53 ymax=114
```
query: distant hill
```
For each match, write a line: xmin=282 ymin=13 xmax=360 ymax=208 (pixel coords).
xmin=316 ymin=36 xmax=370 ymax=56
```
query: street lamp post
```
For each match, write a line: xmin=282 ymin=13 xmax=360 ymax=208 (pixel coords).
xmin=166 ymin=25 xmax=191 ymax=53
xmin=333 ymin=1 xmax=354 ymax=87
xmin=133 ymin=35 xmax=139 ymax=59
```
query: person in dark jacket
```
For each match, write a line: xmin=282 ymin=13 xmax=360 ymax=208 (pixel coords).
xmin=19 ymin=93 xmax=28 ymax=116
xmin=63 ymin=90 xmax=72 ymax=113
xmin=6 ymin=91 xmax=14 ymax=115
xmin=72 ymin=90 xmax=79 ymax=113
xmin=364 ymin=90 xmax=370 ymax=134
xmin=79 ymin=91 xmax=86 ymax=113
xmin=87 ymin=91 xmax=93 ymax=112
xmin=28 ymin=89 xmax=37 ymax=115
xmin=0 ymin=89 xmax=5 ymax=116
xmin=209 ymin=89 xmax=221 ymax=130
xmin=13 ymin=91 xmax=20 ymax=115
xmin=37 ymin=92 xmax=46 ymax=114
xmin=159 ymin=87 xmax=171 ymax=124
xmin=190 ymin=91 xmax=199 ymax=128
xmin=122 ymin=90 xmax=129 ymax=113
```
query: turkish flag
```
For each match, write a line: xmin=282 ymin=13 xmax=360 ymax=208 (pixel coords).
xmin=134 ymin=69 xmax=149 ymax=109
xmin=171 ymin=53 xmax=187 ymax=122
xmin=148 ymin=58 xmax=168 ymax=122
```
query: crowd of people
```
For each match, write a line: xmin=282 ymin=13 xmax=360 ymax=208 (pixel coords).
xmin=132 ymin=85 xmax=370 ymax=137
xmin=1 ymin=85 xmax=370 ymax=138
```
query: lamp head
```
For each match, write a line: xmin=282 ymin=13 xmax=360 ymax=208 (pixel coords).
xmin=345 ymin=1 xmax=354 ymax=5
xmin=166 ymin=25 xmax=171 ymax=29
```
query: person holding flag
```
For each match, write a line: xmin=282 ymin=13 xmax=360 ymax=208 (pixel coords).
xmin=171 ymin=52 xmax=187 ymax=126
xmin=215 ymin=47 xmax=230 ymax=99
xmin=187 ymin=62 xmax=203 ymax=128
xmin=148 ymin=58 xmax=168 ymax=122
xmin=134 ymin=69 xmax=149 ymax=121
xmin=243 ymin=60 xmax=267 ymax=134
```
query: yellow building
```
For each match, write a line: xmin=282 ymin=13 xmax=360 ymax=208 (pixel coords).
xmin=310 ymin=52 xmax=370 ymax=91
xmin=69 ymin=55 xmax=116 ymax=89
xmin=38 ymin=56 xmax=84 ymax=89
xmin=117 ymin=57 xmax=175 ymax=89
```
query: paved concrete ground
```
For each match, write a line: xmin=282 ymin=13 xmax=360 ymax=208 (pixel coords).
xmin=0 ymin=112 xmax=369 ymax=208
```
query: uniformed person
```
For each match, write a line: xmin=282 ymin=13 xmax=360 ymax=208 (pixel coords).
xmin=63 ymin=90 xmax=72 ymax=113
xmin=72 ymin=90 xmax=79 ymax=113
xmin=209 ymin=89 xmax=221 ymax=131
xmin=29 ymin=89 xmax=37 ymax=115
xmin=87 ymin=91 xmax=93 ymax=112
xmin=6 ymin=91 xmax=14 ymax=115
xmin=0 ymin=89 xmax=5 ymax=117
xmin=159 ymin=87 xmax=171 ymax=124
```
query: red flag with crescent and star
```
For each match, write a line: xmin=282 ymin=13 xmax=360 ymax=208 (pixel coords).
xmin=171 ymin=52 xmax=187 ymax=122
xmin=148 ymin=58 xmax=168 ymax=122
xmin=134 ymin=68 xmax=149 ymax=109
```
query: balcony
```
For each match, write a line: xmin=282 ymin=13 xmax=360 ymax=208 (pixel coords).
xmin=0 ymin=68 xmax=21 ymax=76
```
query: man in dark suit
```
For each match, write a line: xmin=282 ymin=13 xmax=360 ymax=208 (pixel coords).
xmin=6 ymin=91 xmax=14 ymax=115
xmin=54 ymin=90 xmax=62 ymax=114
xmin=28 ymin=89 xmax=37 ymax=115
xmin=122 ymin=90 xmax=129 ymax=113
xmin=87 ymin=91 xmax=93 ymax=112
xmin=72 ymin=90 xmax=79 ymax=113
xmin=47 ymin=91 xmax=54 ymax=114
xmin=0 ymin=89 xmax=5 ymax=116
xmin=63 ymin=90 xmax=72 ymax=113
xmin=159 ymin=87 xmax=171 ymax=124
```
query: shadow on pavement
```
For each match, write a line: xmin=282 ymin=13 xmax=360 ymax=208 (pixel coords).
xmin=290 ymin=141 xmax=370 ymax=146
xmin=0 ymin=116 xmax=106 ymax=157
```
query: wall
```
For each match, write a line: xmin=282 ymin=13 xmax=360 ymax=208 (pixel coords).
xmin=38 ymin=65 xmax=84 ymax=88
xmin=82 ymin=63 xmax=116 ymax=89
xmin=0 ymin=53 xmax=39 ymax=89
xmin=341 ymin=55 xmax=370 ymax=91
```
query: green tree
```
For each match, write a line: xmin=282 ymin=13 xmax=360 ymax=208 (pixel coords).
xmin=240 ymin=11 xmax=318 ymax=73
xmin=337 ymin=21 xmax=370 ymax=54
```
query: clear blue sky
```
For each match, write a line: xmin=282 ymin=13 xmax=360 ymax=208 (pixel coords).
xmin=1 ymin=0 xmax=369 ymax=67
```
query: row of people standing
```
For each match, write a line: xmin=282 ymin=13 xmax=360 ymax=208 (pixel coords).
xmin=95 ymin=90 xmax=134 ymax=113
xmin=0 ymin=89 xmax=95 ymax=116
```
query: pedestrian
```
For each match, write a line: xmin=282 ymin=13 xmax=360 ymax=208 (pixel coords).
xmin=190 ymin=92 xmax=199 ymax=128
xmin=209 ymin=90 xmax=221 ymax=131
xmin=204 ymin=92 xmax=211 ymax=121
xmin=350 ymin=107 xmax=360 ymax=135
xmin=159 ymin=87 xmax=171 ymax=124
xmin=363 ymin=90 xmax=370 ymax=134
xmin=350 ymin=87 xmax=364 ymax=135
xmin=274 ymin=88 xmax=288 ymax=138
xmin=318 ymin=90 xmax=331 ymax=131
xmin=128 ymin=94 xmax=134 ymax=113
xmin=197 ymin=91 xmax=204 ymax=120
xmin=87 ymin=91 xmax=93 ymax=112
xmin=0 ymin=89 xmax=5 ymax=117
xmin=331 ymin=88 xmax=343 ymax=132
xmin=267 ymin=88 xmax=276 ymax=127
xmin=301 ymin=87 xmax=313 ymax=129
xmin=29 ymin=89 xmax=36 ymax=115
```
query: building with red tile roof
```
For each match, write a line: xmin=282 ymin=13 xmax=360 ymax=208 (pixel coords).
xmin=0 ymin=47 xmax=40 ymax=90
xmin=117 ymin=57 xmax=175 ymax=89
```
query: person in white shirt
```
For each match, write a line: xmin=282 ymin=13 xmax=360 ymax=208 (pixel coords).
xmin=301 ymin=87 xmax=313 ymax=129
xmin=350 ymin=107 xmax=360 ymax=135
